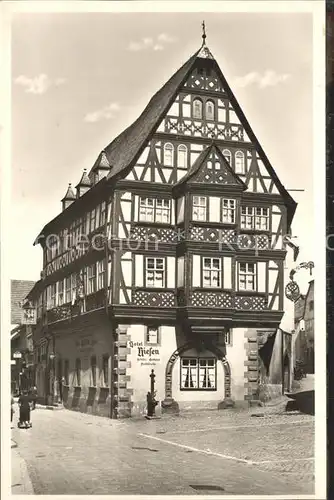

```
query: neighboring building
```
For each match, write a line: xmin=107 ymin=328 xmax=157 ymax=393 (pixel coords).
xmin=10 ymin=280 xmax=36 ymax=394
xmin=32 ymin=32 xmax=297 ymax=417
xmin=294 ymin=280 xmax=314 ymax=374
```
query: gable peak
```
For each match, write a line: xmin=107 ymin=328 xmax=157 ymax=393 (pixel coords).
xmin=197 ymin=20 xmax=214 ymax=60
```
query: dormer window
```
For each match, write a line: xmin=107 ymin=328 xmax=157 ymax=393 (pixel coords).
xmin=206 ymin=100 xmax=215 ymax=120
xmin=235 ymin=151 xmax=245 ymax=174
xmin=193 ymin=98 xmax=203 ymax=119
xmin=177 ymin=144 xmax=187 ymax=168
xmin=164 ymin=143 xmax=174 ymax=166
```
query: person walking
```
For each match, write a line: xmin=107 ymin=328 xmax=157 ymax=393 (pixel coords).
xmin=18 ymin=390 xmax=31 ymax=428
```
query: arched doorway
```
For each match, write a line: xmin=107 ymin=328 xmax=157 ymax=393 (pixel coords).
xmin=162 ymin=341 xmax=231 ymax=412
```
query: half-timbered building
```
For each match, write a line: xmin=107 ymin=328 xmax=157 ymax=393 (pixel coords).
xmin=32 ymin=29 xmax=297 ymax=417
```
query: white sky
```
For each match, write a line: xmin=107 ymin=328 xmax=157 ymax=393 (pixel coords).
xmin=10 ymin=10 xmax=314 ymax=282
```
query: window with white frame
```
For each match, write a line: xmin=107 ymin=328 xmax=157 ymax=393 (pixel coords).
xmin=145 ymin=326 xmax=160 ymax=345
xmin=58 ymin=280 xmax=64 ymax=306
xmin=222 ymin=199 xmax=236 ymax=224
xmin=65 ymin=276 xmax=71 ymax=303
xmin=238 ymin=262 xmax=256 ymax=291
xmin=202 ymin=257 xmax=221 ymax=288
xmin=145 ymin=257 xmax=165 ymax=288
xmin=193 ymin=98 xmax=203 ymax=119
xmin=164 ymin=143 xmax=174 ymax=166
xmin=87 ymin=264 xmax=96 ymax=294
xmin=192 ymin=196 xmax=207 ymax=221
xmin=97 ymin=260 xmax=105 ymax=290
xmin=206 ymin=100 xmax=215 ymax=120
xmin=177 ymin=144 xmax=187 ymax=168
xmin=241 ymin=206 xmax=269 ymax=231
xmin=222 ymin=149 xmax=231 ymax=165
xmin=181 ymin=358 xmax=216 ymax=390
xmin=235 ymin=151 xmax=245 ymax=174
xmin=139 ymin=197 xmax=171 ymax=224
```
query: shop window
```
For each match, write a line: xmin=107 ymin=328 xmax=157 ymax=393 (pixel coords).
xmin=181 ymin=358 xmax=216 ymax=390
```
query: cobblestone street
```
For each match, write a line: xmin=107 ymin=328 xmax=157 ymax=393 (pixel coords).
xmin=11 ymin=404 xmax=315 ymax=496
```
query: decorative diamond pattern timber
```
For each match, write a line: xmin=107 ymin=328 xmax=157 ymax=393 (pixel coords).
xmin=133 ymin=290 xmax=175 ymax=307
xmin=130 ymin=226 xmax=176 ymax=243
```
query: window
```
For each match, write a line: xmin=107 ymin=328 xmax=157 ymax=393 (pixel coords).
xmin=222 ymin=149 xmax=231 ymax=165
xmin=164 ymin=143 xmax=174 ymax=166
xmin=139 ymin=198 xmax=171 ymax=224
xmin=64 ymin=360 xmax=69 ymax=385
xmin=102 ymin=355 xmax=109 ymax=386
xmin=203 ymin=258 xmax=221 ymax=288
xmin=65 ymin=276 xmax=71 ymax=303
xmin=241 ymin=206 xmax=269 ymax=231
xmin=192 ymin=196 xmax=207 ymax=221
xmin=58 ymin=280 xmax=64 ymax=306
xmin=100 ymin=201 xmax=107 ymax=227
xmin=90 ymin=355 xmax=97 ymax=387
xmin=90 ymin=208 xmax=97 ymax=232
xmin=181 ymin=358 xmax=216 ymax=390
xmin=75 ymin=358 xmax=81 ymax=386
xmin=87 ymin=264 xmax=96 ymax=295
xmin=206 ymin=100 xmax=215 ymax=120
xmin=222 ymin=199 xmax=236 ymax=224
xmin=145 ymin=257 xmax=165 ymax=288
xmin=235 ymin=151 xmax=245 ymax=174
xmin=97 ymin=260 xmax=106 ymax=290
xmin=225 ymin=330 xmax=232 ymax=346
xmin=145 ymin=326 xmax=160 ymax=346
xmin=50 ymin=283 xmax=57 ymax=309
xmin=193 ymin=99 xmax=203 ymax=119
xmin=238 ymin=262 xmax=256 ymax=291
xmin=177 ymin=145 xmax=187 ymax=168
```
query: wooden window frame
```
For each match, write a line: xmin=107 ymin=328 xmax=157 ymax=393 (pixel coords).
xmin=180 ymin=357 xmax=217 ymax=391
xmin=87 ymin=264 xmax=97 ymax=295
xmin=177 ymin=144 xmax=188 ymax=169
xmin=221 ymin=198 xmax=236 ymax=224
xmin=58 ymin=279 xmax=64 ymax=306
xmin=192 ymin=98 xmax=203 ymax=120
xmin=201 ymin=256 xmax=223 ymax=289
xmin=97 ymin=260 xmax=106 ymax=290
xmin=222 ymin=149 xmax=232 ymax=165
xmin=240 ymin=206 xmax=270 ymax=231
xmin=237 ymin=262 xmax=257 ymax=292
xmin=139 ymin=197 xmax=171 ymax=224
xmin=205 ymin=99 xmax=215 ymax=121
xmin=144 ymin=256 xmax=167 ymax=289
xmin=164 ymin=143 xmax=174 ymax=167
xmin=235 ymin=150 xmax=245 ymax=174
xmin=192 ymin=195 xmax=208 ymax=222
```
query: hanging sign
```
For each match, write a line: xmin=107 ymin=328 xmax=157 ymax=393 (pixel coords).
xmin=21 ymin=306 xmax=36 ymax=325
xmin=285 ymin=280 xmax=301 ymax=302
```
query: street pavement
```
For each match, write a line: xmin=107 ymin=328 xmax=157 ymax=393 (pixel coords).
xmin=11 ymin=402 xmax=315 ymax=496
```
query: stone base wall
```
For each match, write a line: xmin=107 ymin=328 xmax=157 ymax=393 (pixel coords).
xmin=244 ymin=329 xmax=260 ymax=401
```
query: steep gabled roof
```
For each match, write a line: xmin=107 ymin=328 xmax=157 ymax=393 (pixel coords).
xmin=11 ymin=280 xmax=36 ymax=325
xmin=174 ymin=142 xmax=247 ymax=189
xmin=100 ymin=49 xmax=201 ymax=180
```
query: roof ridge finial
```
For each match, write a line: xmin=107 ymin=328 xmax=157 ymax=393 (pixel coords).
xmin=202 ymin=20 xmax=206 ymax=46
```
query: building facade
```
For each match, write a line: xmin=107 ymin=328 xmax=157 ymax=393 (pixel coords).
xmin=294 ymin=280 xmax=315 ymax=374
xmin=32 ymin=34 xmax=297 ymax=417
